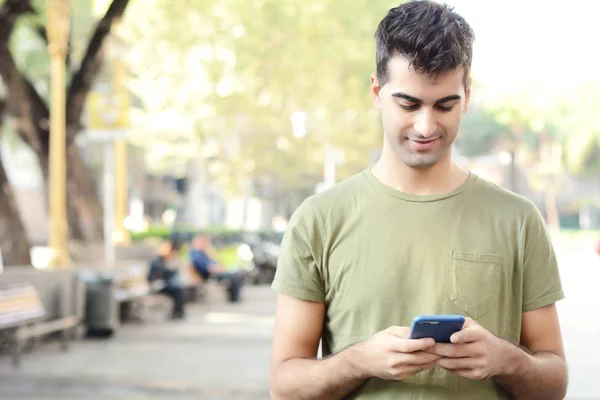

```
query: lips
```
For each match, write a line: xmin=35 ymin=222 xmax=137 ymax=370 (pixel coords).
xmin=408 ymin=137 xmax=440 ymax=151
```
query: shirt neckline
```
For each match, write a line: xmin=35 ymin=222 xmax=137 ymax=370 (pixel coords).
xmin=362 ymin=168 xmax=477 ymax=202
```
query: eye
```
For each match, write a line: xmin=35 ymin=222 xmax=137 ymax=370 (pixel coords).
xmin=435 ymin=104 xmax=454 ymax=112
xmin=400 ymin=104 xmax=419 ymax=111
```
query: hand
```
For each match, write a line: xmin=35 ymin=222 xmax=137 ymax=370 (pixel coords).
xmin=427 ymin=318 xmax=510 ymax=380
xmin=357 ymin=326 xmax=442 ymax=381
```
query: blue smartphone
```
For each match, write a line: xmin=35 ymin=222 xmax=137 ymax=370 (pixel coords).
xmin=408 ymin=315 xmax=465 ymax=343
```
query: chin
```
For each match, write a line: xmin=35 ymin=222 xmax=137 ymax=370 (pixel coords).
xmin=406 ymin=160 xmax=439 ymax=170
xmin=397 ymin=152 xmax=442 ymax=169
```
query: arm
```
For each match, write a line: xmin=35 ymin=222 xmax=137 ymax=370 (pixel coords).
xmin=200 ymin=247 xmax=226 ymax=274
xmin=147 ymin=258 xmax=164 ymax=281
xmin=493 ymin=203 xmax=567 ymax=398
xmin=494 ymin=304 xmax=568 ymax=400
xmin=431 ymin=305 xmax=567 ymax=400
xmin=269 ymin=294 xmax=367 ymax=400
xmin=269 ymin=294 xmax=440 ymax=400
xmin=207 ymin=263 xmax=225 ymax=274
xmin=190 ymin=250 xmax=225 ymax=276
xmin=271 ymin=200 xmax=438 ymax=399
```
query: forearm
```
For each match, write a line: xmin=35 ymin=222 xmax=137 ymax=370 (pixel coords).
xmin=495 ymin=344 xmax=568 ymax=400
xmin=270 ymin=345 xmax=368 ymax=400
xmin=208 ymin=264 xmax=225 ymax=274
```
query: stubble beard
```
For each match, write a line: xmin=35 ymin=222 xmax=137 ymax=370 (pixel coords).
xmin=397 ymin=139 xmax=451 ymax=170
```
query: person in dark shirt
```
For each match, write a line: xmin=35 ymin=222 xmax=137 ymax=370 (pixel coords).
xmin=190 ymin=233 xmax=243 ymax=303
xmin=147 ymin=239 xmax=186 ymax=319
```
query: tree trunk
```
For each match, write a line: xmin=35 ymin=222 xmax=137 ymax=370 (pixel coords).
xmin=0 ymin=0 xmax=130 ymax=245
xmin=0 ymin=94 xmax=31 ymax=265
xmin=0 ymin=154 xmax=32 ymax=266
xmin=66 ymin=144 xmax=104 ymax=240
xmin=36 ymin=147 xmax=88 ymax=242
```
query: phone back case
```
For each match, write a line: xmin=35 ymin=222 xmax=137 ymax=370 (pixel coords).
xmin=408 ymin=315 xmax=465 ymax=343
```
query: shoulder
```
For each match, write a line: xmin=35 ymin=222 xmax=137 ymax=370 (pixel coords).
xmin=283 ymin=172 xmax=368 ymax=247
xmin=191 ymin=249 xmax=207 ymax=261
xmin=469 ymin=174 xmax=540 ymax=219
xmin=295 ymin=172 xmax=369 ymax=222
xmin=150 ymin=255 xmax=164 ymax=268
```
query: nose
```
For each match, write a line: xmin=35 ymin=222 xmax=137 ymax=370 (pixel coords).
xmin=413 ymin=109 xmax=438 ymax=138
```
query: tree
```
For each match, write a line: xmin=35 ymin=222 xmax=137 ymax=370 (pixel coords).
xmin=560 ymin=82 xmax=600 ymax=176
xmin=0 ymin=0 xmax=131 ymax=241
xmin=469 ymin=84 xmax=565 ymax=230
xmin=0 ymin=96 xmax=32 ymax=265
xmin=456 ymin=104 xmax=519 ymax=189
xmin=121 ymin=0 xmax=396 ymax=201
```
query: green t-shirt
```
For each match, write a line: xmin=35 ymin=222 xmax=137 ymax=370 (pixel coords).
xmin=272 ymin=169 xmax=564 ymax=400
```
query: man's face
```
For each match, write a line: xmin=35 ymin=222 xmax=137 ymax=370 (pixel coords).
xmin=370 ymin=56 xmax=471 ymax=169
xmin=193 ymin=236 xmax=207 ymax=249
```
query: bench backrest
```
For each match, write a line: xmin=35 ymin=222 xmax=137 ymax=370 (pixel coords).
xmin=1 ymin=268 xmax=85 ymax=322
xmin=0 ymin=283 xmax=45 ymax=329
xmin=114 ymin=264 xmax=150 ymax=301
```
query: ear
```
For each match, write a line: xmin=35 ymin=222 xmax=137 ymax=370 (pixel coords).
xmin=463 ymin=77 xmax=472 ymax=113
xmin=370 ymin=73 xmax=382 ymax=109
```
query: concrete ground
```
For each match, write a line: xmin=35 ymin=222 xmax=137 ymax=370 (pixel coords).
xmin=0 ymin=239 xmax=598 ymax=399
xmin=554 ymin=239 xmax=600 ymax=400
xmin=0 ymin=283 xmax=274 ymax=400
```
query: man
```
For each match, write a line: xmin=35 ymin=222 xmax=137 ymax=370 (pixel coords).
xmin=147 ymin=239 xmax=186 ymax=319
xmin=190 ymin=233 xmax=244 ymax=303
xmin=269 ymin=1 xmax=568 ymax=399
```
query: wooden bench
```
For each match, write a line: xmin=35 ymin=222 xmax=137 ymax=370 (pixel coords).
xmin=0 ymin=281 xmax=79 ymax=367
xmin=179 ymin=264 xmax=207 ymax=303
xmin=0 ymin=283 xmax=46 ymax=366
xmin=114 ymin=265 xmax=172 ymax=323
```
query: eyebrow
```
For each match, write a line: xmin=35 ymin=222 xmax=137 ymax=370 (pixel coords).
xmin=391 ymin=92 xmax=461 ymax=104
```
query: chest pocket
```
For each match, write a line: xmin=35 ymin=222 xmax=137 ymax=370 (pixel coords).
xmin=450 ymin=250 xmax=503 ymax=320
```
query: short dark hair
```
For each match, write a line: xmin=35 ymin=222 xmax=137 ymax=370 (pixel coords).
xmin=170 ymin=239 xmax=182 ymax=252
xmin=375 ymin=0 xmax=475 ymax=86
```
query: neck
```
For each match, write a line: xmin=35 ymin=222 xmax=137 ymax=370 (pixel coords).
xmin=371 ymin=147 xmax=469 ymax=196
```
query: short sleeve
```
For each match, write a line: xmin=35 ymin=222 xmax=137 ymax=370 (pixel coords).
xmin=521 ymin=203 xmax=565 ymax=311
xmin=271 ymin=200 xmax=326 ymax=303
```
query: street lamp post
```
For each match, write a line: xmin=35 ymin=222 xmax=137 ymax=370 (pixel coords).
xmin=111 ymin=21 xmax=130 ymax=245
xmin=47 ymin=0 xmax=72 ymax=269
xmin=85 ymin=27 xmax=130 ymax=268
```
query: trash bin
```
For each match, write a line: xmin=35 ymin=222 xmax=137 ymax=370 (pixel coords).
xmin=79 ymin=271 xmax=119 ymax=337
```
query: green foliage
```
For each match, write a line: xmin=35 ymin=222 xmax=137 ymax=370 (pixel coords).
xmin=128 ymin=225 xmax=172 ymax=242
xmin=559 ymin=82 xmax=600 ymax=175
xmin=456 ymin=107 xmax=507 ymax=156
xmin=128 ymin=224 xmax=278 ymax=244
xmin=7 ymin=0 xmax=100 ymax=106
xmin=121 ymin=0 xmax=401 ymax=195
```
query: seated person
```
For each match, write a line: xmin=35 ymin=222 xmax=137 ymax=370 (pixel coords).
xmin=147 ymin=240 xmax=186 ymax=319
xmin=190 ymin=233 xmax=243 ymax=303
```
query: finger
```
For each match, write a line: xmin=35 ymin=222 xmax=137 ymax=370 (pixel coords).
xmin=394 ymin=363 xmax=436 ymax=380
xmin=386 ymin=326 xmax=411 ymax=338
xmin=394 ymin=337 xmax=436 ymax=353
xmin=428 ymin=343 xmax=474 ymax=358
xmin=435 ymin=356 xmax=474 ymax=370
xmin=402 ymin=351 xmax=443 ymax=365
xmin=450 ymin=326 xmax=483 ymax=344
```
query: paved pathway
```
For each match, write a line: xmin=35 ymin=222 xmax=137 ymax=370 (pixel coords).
xmin=0 ymin=239 xmax=598 ymax=399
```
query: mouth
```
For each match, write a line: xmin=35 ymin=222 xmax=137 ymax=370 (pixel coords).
xmin=407 ymin=137 xmax=441 ymax=151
